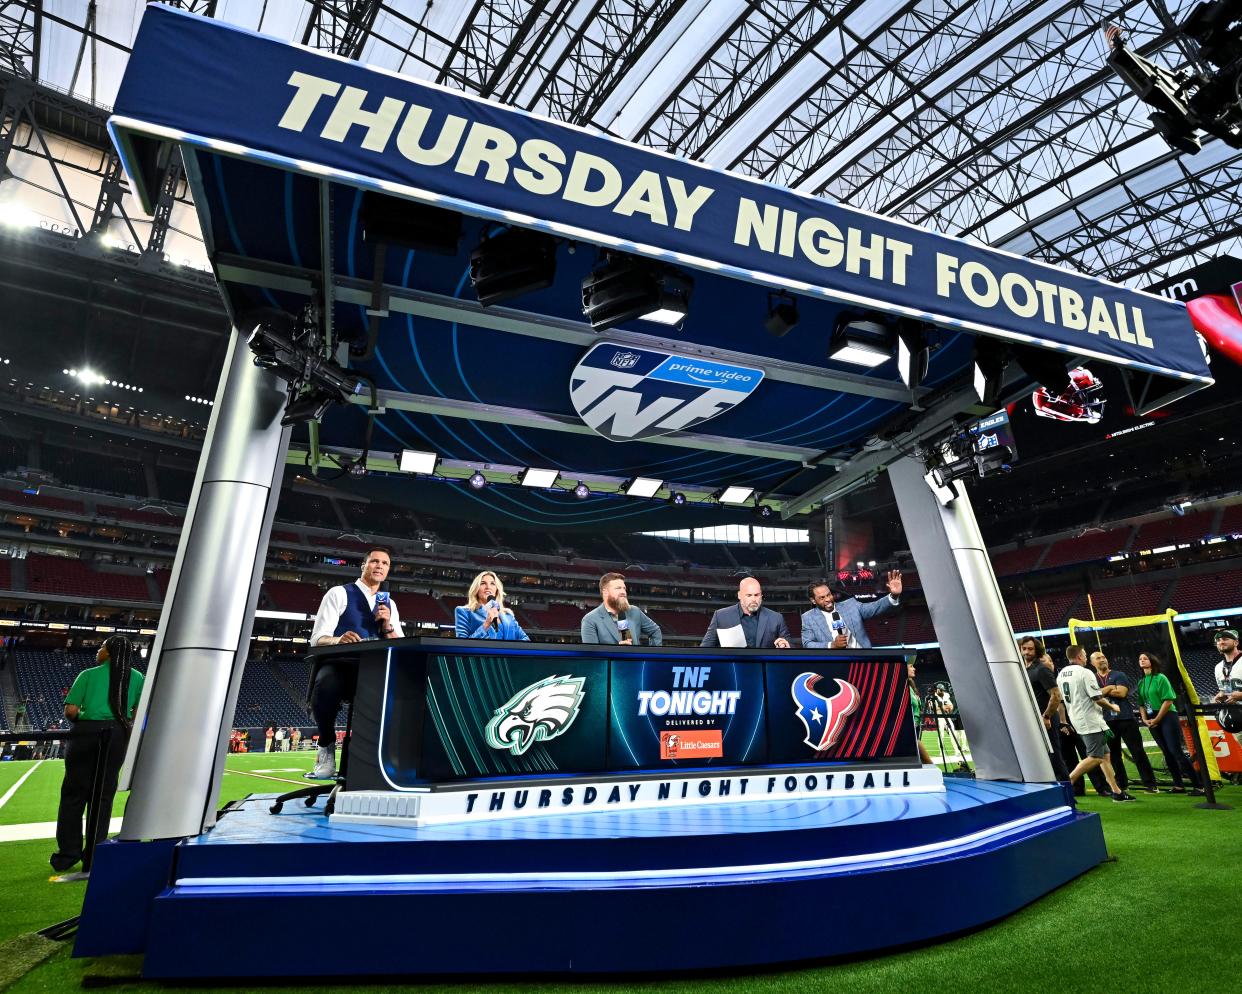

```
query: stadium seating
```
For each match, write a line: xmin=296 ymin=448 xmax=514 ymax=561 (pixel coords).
xmin=1083 ymin=581 xmax=1170 ymax=619
xmin=656 ymin=611 xmax=710 ymax=638
xmin=1040 ymin=527 xmax=1132 ymax=569
xmin=867 ymin=612 xmax=902 ymax=648
xmin=0 ymin=488 xmax=87 ymax=514
xmin=0 ymin=557 xmax=10 ymax=591
xmin=990 ymin=544 xmax=1047 ymax=577
xmin=231 ymin=660 xmax=312 ymax=728
xmin=1168 ymin=568 xmax=1242 ymax=613
xmin=97 ymin=504 xmax=183 ymax=527
xmin=522 ymin=602 xmax=585 ymax=631
xmin=275 ymin=491 xmax=334 ymax=525
xmin=25 ymin=555 xmax=152 ymax=602
xmin=900 ymin=610 xmax=936 ymax=644
xmin=397 ymin=591 xmax=451 ymax=625
xmin=13 ymin=650 xmax=148 ymax=730
xmin=0 ymin=434 xmax=28 ymax=471
xmin=1003 ymin=591 xmax=1081 ymax=632
xmin=1218 ymin=504 xmax=1242 ymax=535
xmin=262 ymin=579 xmax=326 ymax=614
xmin=41 ymin=444 xmax=147 ymax=497
xmin=154 ymin=464 xmax=194 ymax=503
xmin=1133 ymin=513 xmax=1214 ymax=550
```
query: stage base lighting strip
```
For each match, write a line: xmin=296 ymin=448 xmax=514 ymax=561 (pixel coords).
xmin=173 ymin=806 xmax=1071 ymax=893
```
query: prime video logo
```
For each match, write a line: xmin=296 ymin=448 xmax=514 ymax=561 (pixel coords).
xmin=665 ymin=362 xmax=755 ymax=386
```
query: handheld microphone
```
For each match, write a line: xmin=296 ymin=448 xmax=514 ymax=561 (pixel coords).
xmin=617 ymin=618 xmax=632 ymax=643
xmin=486 ymin=599 xmax=501 ymax=630
xmin=374 ymin=590 xmax=393 ymax=635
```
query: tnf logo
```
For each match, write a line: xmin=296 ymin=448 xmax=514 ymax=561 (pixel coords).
xmin=570 ymin=343 xmax=763 ymax=442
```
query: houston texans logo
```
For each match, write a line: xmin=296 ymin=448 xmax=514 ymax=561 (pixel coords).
xmin=791 ymin=673 xmax=859 ymax=752
xmin=485 ymin=675 xmax=585 ymax=756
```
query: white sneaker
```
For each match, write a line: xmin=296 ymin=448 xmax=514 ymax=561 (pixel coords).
xmin=306 ymin=746 xmax=337 ymax=780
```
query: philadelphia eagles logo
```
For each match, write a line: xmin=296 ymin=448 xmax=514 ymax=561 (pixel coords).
xmin=485 ymin=675 xmax=586 ymax=756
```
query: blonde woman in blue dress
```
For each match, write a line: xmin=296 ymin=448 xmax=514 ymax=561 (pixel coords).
xmin=455 ymin=570 xmax=530 ymax=641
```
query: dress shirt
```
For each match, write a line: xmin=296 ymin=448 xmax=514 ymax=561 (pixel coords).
xmin=310 ymin=580 xmax=406 ymax=645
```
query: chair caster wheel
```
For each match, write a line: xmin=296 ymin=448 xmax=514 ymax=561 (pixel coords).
xmin=269 ymin=802 xmax=283 ymax=814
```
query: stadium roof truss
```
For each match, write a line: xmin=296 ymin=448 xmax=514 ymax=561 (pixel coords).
xmin=0 ymin=0 xmax=1235 ymax=527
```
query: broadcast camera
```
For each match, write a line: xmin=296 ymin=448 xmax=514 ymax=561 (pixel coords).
xmin=1104 ymin=2 xmax=1242 ymax=154
xmin=244 ymin=305 xmax=365 ymax=426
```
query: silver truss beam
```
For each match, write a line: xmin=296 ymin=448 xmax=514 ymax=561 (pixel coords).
xmin=348 ymin=387 xmax=829 ymax=465
xmin=523 ymin=0 xmax=686 ymax=125
xmin=631 ymin=0 xmax=847 ymax=158
xmin=213 ymin=252 xmax=927 ymax=405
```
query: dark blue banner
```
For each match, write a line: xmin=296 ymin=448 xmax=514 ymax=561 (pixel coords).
xmin=112 ymin=6 xmax=1209 ymax=385
xmin=608 ymin=657 xmax=767 ymax=768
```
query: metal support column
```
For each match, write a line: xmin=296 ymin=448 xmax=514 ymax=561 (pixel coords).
xmin=888 ymin=455 xmax=1055 ymax=783
xmin=119 ymin=329 xmax=290 ymax=840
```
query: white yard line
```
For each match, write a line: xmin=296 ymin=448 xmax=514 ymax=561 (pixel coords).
xmin=0 ymin=760 xmax=43 ymax=811
xmin=0 ymin=816 xmax=122 ymax=843
xmin=224 ymin=769 xmax=310 ymax=787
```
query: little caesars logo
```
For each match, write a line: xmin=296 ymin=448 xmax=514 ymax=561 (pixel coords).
xmin=485 ymin=675 xmax=585 ymax=756
xmin=571 ymin=343 xmax=763 ymax=442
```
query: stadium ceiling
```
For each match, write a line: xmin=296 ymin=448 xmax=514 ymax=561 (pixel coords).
xmin=2 ymin=0 xmax=1240 ymax=292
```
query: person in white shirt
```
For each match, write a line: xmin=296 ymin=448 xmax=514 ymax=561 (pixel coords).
xmin=306 ymin=547 xmax=405 ymax=779
xmin=1058 ymin=644 xmax=1131 ymax=802
xmin=1212 ymin=628 xmax=1242 ymax=748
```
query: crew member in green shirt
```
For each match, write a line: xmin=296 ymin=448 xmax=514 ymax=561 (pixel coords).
xmin=907 ymin=660 xmax=932 ymax=765
xmin=1136 ymin=651 xmax=1200 ymax=795
xmin=51 ymin=635 xmax=145 ymax=877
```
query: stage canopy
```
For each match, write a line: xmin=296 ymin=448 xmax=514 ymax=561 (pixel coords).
xmin=106 ymin=5 xmax=1212 ymax=530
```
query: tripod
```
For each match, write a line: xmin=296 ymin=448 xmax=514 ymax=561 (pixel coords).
xmin=928 ymin=695 xmax=972 ymax=776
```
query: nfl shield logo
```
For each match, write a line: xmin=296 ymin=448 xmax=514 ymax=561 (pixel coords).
xmin=570 ymin=343 xmax=764 ymax=442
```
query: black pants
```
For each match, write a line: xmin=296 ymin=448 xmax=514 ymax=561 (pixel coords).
xmin=310 ymin=661 xmax=356 ymax=749
xmin=54 ymin=720 xmax=128 ymax=870
xmin=1149 ymin=713 xmax=1198 ymax=787
xmin=1106 ymin=717 xmax=1157 ymax=790
xmin=1045 ymin=719 xmax=1070 ymax=780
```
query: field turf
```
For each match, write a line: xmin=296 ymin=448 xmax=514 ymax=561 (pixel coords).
xmin=1 ymin=739 xmax=1238 ymax=992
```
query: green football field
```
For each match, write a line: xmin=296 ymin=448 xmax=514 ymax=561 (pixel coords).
xmin=1 ymin=738 xmax=1239 ymax=993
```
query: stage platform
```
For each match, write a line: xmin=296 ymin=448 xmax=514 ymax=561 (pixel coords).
xmin=77 ymin=776 xmax=1107 ymax=978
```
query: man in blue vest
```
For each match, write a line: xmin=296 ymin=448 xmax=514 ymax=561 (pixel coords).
xmin=307 ymin=547 xmax=404 ymax=779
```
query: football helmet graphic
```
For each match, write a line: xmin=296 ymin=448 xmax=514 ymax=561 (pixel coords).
xmin=1031 ymin=366 xmax=1106 ymax=424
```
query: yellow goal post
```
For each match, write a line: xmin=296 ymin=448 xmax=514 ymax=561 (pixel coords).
xmin=1067 ymin=607 xmax=1221 ymax=783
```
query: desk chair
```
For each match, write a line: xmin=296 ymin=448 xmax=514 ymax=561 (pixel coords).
xmin=270 ymin=655 xmax=354 ymax=816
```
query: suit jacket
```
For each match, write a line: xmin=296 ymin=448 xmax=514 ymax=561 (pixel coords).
xmin=700 ymin=604 xmax=790 ymax=649
xmin=580 ymin=603 xmax=662 ymax=645
xmin=454 ymin=605 xmax=530 ymax=641
xmin=800 ymin=595 xmax=899 ymax=650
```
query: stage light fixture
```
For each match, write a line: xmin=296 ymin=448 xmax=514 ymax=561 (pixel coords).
xmin=361 ymin=192 xmax=462 ymax=255
xmin=622 ymin=477 xmax=663 ymax=498
xmin=971 ymin=339 xmax=1008 ymax=407
xmin=573 ymin=481 xmax=591 ymax=500
xmin=399 ymin=449 xmax=439 ymax=474
xmin=467 ymin=470 xmax=488 ymax=490
xmin=829 ymin=315 xmax=890 ymax=368
xmin=896 ymin=321 xmax=930 ymax=390
xmin=581 ymin=254 xmax=693 ymax=331
xmin=667 ymin=491 xmax=687 ymax=507
xmin=753 ymin=503 xmax=774 ymax=520
xmin=520 ymin=467 xmax=560 ymax=488
xmin=715 ymin=485 xmax=755 ymax=505
xmin=764 ymin=292 xmax=799 ymax=337
xmin=469 ymin=227 xmax=558 ymax=306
